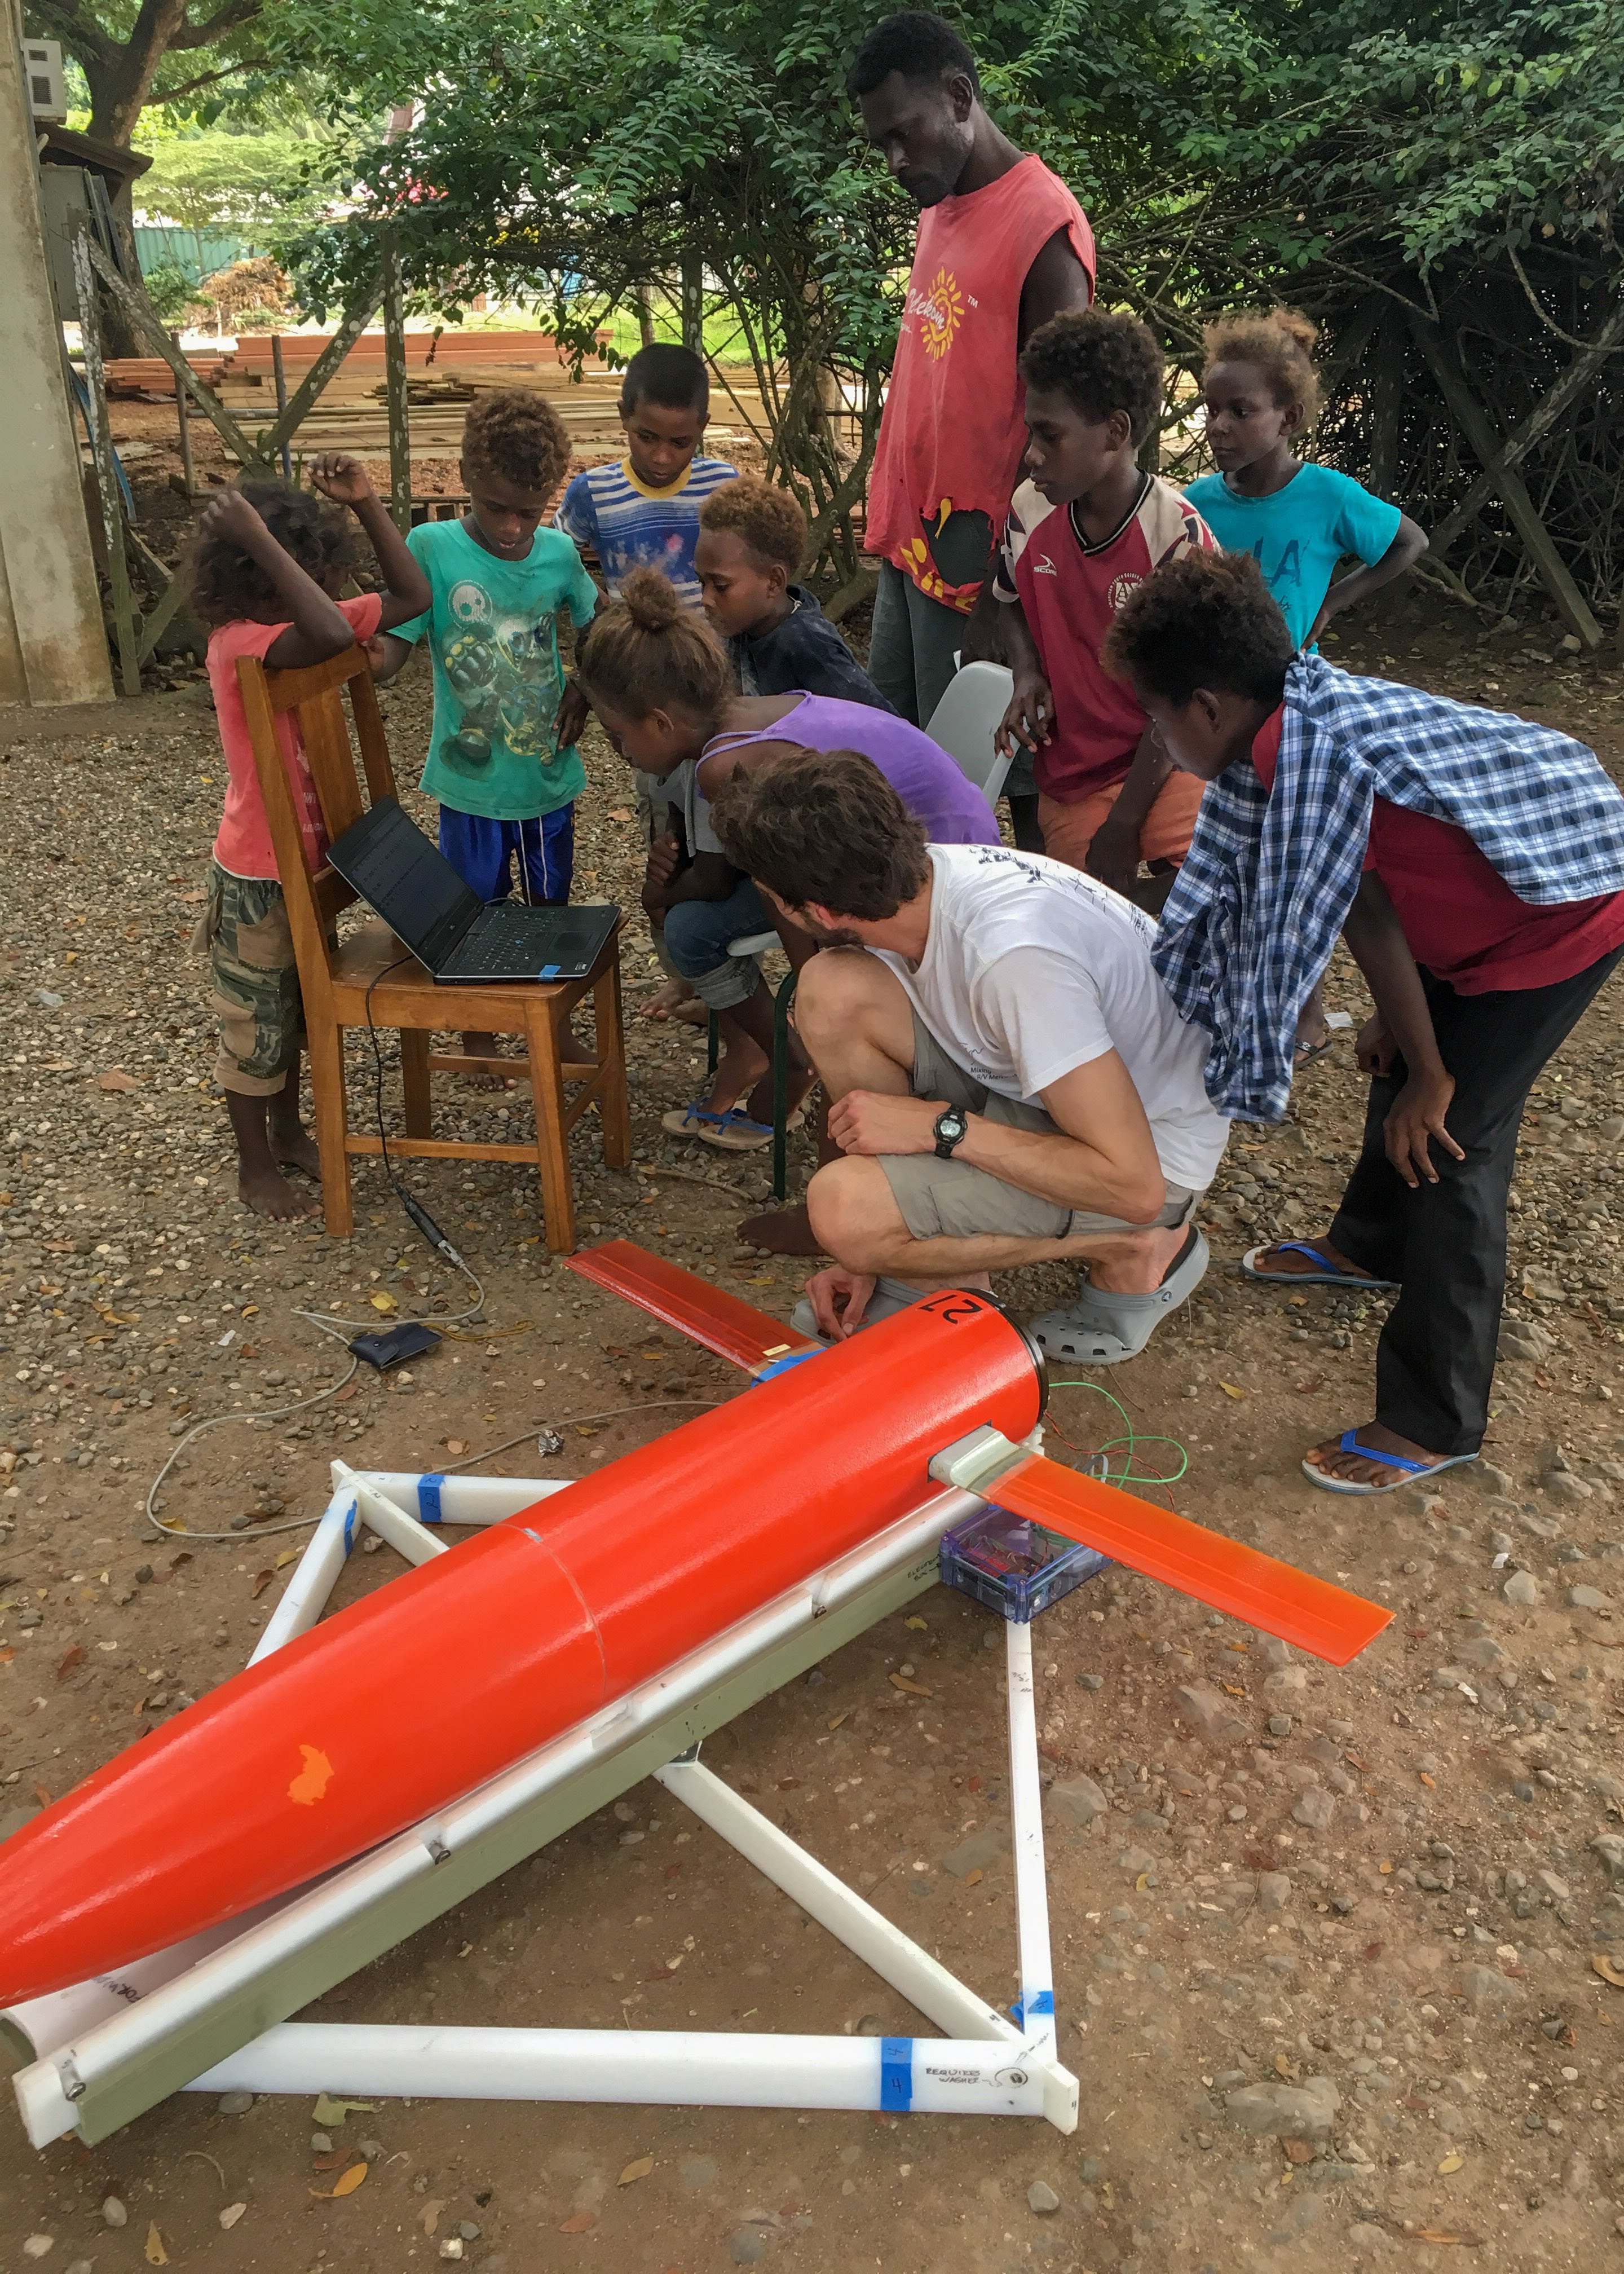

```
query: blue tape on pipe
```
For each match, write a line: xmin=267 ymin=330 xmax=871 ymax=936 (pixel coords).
xmin=880 ymin=2038 xmax=912 ymax=2113
xmin=1028 ymin=1989 xmax=1055 ymax=2016
xmin=418 ymin=1474 xmax=444 ymax=1524
xmin=341 ymin=1496 xmax=356 ymax=1556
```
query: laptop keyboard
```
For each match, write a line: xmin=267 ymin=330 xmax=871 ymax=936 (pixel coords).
xmin=442 ymin=904 xmax=575 ymax=977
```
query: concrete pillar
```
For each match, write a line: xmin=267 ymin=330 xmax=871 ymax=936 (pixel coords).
xmin=0 ymin=1 xmax=113 ymax=704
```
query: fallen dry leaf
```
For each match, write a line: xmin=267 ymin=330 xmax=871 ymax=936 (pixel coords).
xmin=1414 ymin=2230 xmax=1475 ymax=2246
xmin=619 ymin=2156 xmax=654 ymax=2186
xmin=275 ymin=1548 xmax=301 ymax=1568
xmin=219 ymin=2203 xmax=246 ymax=2230
xmin=421 ymin=2200 xmax=445 ymax=2235
xmin=145 ymin=2223 xmax=169 ymax=2266
xmin=56 ymin=1643 xmax=85 ymax=1681
xmin=964 ymin=1867 xmax=983 ymax=1888
xmin=1217 ymin=1380 xmax=1245 ymax=1399
xmin=1221 ymin=1681 xmax=1247 ymax=1697
xmin=1593 ymin=1953 xmax=1624 ymax=1989
xmin=250 ymin=1570 xmax=274 ymax=1598
xmin=1419 ymin=1771 xmax=1438 ymax=1790
xmin=33 ymin=1782 xmax=52 ymax=1808
xmin=904 ymin=1615 xmax=928 ymax=1630
xmin=827 ymin=1711 xmax=848 ymax=1731
xmin=888 ymin=1672 xmax=932 ymax=1697
xmin=445 ymin=1438 xmax=467 ymax=1456
xmin=312 ymin=2092 xmax=376 ymax=2125
xmin=560 ymin=2210 xmax=597 ymax=2233
xmin=97 ymin=1069 xmax=139 ymax=1092
xmin=310 ymin=2161 xmax=368 ymax=2198
xmin=1437 ymin=2152 xmax=1464 ymax=2174
xmin=312 ymin=2148 xmax=350 ymax=2172
xmin=368 ymin=1292 xmax=397 ymax=1312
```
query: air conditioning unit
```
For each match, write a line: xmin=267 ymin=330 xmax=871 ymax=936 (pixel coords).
xmin=24 ymin=37 xmax=68 ymax=125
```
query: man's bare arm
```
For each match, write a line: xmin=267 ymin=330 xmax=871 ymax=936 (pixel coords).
xmin=1017 ymin=226 xmax=1093 ymax=349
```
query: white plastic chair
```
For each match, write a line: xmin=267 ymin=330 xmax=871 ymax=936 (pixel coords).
xmin=924 ymin=660 xmax=1016 ymax=808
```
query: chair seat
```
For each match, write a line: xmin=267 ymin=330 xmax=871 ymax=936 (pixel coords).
xmin=329 ymin=918 xmax=602 ymax=1030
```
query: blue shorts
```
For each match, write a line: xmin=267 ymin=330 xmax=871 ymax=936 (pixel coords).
xmin=438 ymin=805 xmax=575 ymax=905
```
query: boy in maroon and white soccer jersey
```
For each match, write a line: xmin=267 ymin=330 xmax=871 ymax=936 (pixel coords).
xmin=994 ymin=309 xmax=1216 ymax=906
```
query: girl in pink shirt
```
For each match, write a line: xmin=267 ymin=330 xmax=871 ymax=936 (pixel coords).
xmin=191 ymin=459 xmax=429 ymax=1219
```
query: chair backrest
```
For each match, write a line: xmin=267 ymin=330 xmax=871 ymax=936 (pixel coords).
xmin=923 ymin=660 xmax=1015 ymax=808
xmin=236 ymin=642 xmax=401 ymax=1004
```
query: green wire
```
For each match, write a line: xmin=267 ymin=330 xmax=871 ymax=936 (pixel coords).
xmin=1048 ymin=1374 xmax=1190 ymax=1489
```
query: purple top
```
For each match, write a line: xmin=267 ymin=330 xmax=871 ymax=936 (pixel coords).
xmin=703 ymin=691 xmax=1000 ymax=846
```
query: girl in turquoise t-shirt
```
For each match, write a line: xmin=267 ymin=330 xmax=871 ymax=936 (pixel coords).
xmin=1184 ymin=305 xmax=1428 ymax=1061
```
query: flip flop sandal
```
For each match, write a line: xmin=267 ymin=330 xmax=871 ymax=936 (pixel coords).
xmin=1301 ymin=1433 xmax=1479 ymax=1497
xmin=790 ymin=1275 xmax=924 ymax=1342
xmin=661 ymin=1101 xmax=773 ymax=1153
xmin=1292 ymin=1037 xmax=1335 ymax=1070
xmin=1242 ymin=1240 xmax=1398 ymax=1290
xmin=1030 ymin=1228 xmax=1210 ymax=1367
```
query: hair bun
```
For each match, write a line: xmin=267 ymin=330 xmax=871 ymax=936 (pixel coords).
xmin=1268 ymin=305 xmax=1319 ymax=355
xmin=620 ymin=566 xmax=683 ymax=634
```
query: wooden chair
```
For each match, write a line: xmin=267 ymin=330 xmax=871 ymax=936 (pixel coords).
xmin=236 ymin=643 xmax=629 ymax=1251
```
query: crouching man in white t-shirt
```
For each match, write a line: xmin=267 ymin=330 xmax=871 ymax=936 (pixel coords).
xmin=707 ymin=745 xmax=1230 ymax=1361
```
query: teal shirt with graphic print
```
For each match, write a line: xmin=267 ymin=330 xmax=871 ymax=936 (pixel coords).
xmin=394 ymin=518 xmax=599 ymax=821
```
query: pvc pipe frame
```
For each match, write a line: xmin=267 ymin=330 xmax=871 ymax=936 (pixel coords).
xmin=11 ymin=1463 xmax=1076 ymax=2138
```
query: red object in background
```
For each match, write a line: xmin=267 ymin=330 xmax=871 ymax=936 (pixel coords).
xmin=0 ymin=1290 xmax=1041 ymax=2005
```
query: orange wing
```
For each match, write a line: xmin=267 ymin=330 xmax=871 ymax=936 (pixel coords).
xmin=988 ymin=1453 xmax=1390 ymax=1667
xmin=564 ymin=1240 xmax=817 ymax=1374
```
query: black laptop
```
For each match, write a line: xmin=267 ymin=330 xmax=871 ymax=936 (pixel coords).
xmin=328 ymin=799 xmax=619 ymax=985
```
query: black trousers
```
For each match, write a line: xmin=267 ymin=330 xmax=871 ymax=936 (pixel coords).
xmin=1327 ymin=944 xmax=1623 ymax=1456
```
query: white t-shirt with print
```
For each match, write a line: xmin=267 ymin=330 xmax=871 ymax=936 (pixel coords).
xmin=870 ymin=843 xmax=1230 ymax=1192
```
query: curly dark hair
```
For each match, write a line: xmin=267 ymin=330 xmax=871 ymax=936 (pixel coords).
xmin=699 ymin=475 xmax=806 ymax=577
xmin=848 ymin=11 xmax=979 ymax=98
xmin=461 ymin=387 xmax=571 ymax=493
xmin=1104 ymin=550 xmax=1294 ymax=705
xmin=709 ymin=746 xmax=929 ymax=921
xmin=1019 ymin=309 xmax=1164 ymax=446
xmin=1202 ymin=305 xmax=1321 ymax=422
xmin=186 ymin=479 xmax=357 ymax=629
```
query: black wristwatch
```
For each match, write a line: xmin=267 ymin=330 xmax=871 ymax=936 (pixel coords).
xmin=933 ymin=1105 xmax=970 ymax=1160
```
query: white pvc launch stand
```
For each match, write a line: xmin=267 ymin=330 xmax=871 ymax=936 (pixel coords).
xmin=6 ymin=1462 xmax=1077 ymax=2144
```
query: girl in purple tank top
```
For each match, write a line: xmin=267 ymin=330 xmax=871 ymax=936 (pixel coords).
xmin=697 ymin=691 xmax=999 ymax=845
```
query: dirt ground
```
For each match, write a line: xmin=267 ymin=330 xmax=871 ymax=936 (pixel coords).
xmin=2 ymin=455 xmax=1624 ymax=2271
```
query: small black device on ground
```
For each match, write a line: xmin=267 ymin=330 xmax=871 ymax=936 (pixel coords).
xmin=328 ymin=797 xmax=619 ymax=984
xmin=348 ymin=1320 xmax=443 ymax=1372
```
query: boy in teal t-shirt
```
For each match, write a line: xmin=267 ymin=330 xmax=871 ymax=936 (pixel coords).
xmin=374 ymin=389 xmax=598 ymax=1073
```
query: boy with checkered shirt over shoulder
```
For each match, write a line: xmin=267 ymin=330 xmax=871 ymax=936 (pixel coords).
xmin=371 ymin=389 xmax=599 ymax=1078
xmin=190 ymin=459 xmax=430 ymax=1219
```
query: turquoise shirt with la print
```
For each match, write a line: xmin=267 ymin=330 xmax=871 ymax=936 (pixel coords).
xmin=1183 ymin=463 xmax=1401 ymax=651
xmin=394 ymin=518 xmax=599 ymax=820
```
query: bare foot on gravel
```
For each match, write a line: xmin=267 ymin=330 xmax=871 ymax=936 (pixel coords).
xmin=239 ymin=1163 xmax=319 ymax=1219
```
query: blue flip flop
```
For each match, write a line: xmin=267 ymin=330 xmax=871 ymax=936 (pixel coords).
xmin=661 ymin=1100 xmax=772 ymax=1152
xmin=1301 ymin=1432 xmax=1477 ymax=1497
xmin=1243 ymin=1241 xmax=1398 ymax=1291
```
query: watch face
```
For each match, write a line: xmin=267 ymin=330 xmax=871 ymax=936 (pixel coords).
xmin=944 ymin=1109 xmax=967 ymax=1137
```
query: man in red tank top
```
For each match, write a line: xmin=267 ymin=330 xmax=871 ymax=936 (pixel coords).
xmin=850 ymin=11 xmax=1095 ymax=848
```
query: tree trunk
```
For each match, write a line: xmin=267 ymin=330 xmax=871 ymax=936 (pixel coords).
xmin=72 ymin=1 xmax=198 ymax=353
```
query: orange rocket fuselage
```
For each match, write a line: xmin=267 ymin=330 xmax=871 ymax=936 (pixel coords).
xmin=0 ymin=1292 xmax=1043 ymax=2003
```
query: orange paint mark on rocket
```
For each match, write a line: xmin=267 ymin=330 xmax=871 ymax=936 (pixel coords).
xmin=288 ymin=1744 xmax=334 ymax=1805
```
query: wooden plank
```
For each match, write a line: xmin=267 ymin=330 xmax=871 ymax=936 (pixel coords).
xmin=257 ymin=273 xmax=385 ymax=460
xmin=381 ymin=233 xmax=412 ymax=535
xmin=72 ymin=226 xmax=139 ymax=697
xmin=1407 ymin=314 xmax=1604 ymax=647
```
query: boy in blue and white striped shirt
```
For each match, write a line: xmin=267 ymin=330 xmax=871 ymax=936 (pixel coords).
xmin=555 ymin=343 xmax=737 ymax=606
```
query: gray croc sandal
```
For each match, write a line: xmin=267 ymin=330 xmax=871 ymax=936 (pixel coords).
xmin=791 ymin=1275 xmax=924 ymax=1342
xmin=1030 ymin=1228 xmax=1210 ymax=1366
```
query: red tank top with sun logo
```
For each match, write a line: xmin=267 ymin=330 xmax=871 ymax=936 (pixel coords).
xmin=867 ymin=155 xmax=1095 ymax=612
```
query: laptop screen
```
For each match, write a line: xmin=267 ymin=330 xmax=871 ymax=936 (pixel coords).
xmin=327 ymin=799 xmax=482 ymax=970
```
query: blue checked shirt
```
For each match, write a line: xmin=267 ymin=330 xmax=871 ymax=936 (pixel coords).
xmin=1153 ymin=655 xmax=1624 ymax=1123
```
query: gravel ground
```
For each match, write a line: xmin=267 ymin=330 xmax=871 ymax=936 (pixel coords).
xmin=1 ymin=597 xmax=1623 ymax=2273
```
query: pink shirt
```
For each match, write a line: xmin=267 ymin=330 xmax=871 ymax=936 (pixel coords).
xmin=209 ymin=593 xmax=382 ymax=880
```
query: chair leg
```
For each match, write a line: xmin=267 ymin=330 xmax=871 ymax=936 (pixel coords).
xmin=401 ymin=1029 xmax=431 ymax=1138
xmin=593 ymin=954 xmax=630 ymax=1171
xmin=771 ymin=968 xmax=798 ymax=1204
xmin=707 ymin=1010 xmax=720 ymax=1077
xmin=306 ymin=1015 xmax=354 ymax=1239
xmin=525 ymin=998 xmax=576 ymax=1253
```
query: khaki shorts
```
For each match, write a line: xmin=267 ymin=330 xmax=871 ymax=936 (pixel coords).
xmin=197 ymin=863 xmax=305 ymax=1096
xmin=879 ymin=1013 xmax=1203 ymax=1243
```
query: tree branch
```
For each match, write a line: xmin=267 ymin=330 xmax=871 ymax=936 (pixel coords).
xmin=24 ymin=0 xmax=116 ymax=73
xmin=167 ymin=0 xmax=267 ymax=52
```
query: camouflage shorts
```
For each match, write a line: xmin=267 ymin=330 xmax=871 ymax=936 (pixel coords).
xmin=198 ymin=864 xmax=305 ymax=1095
